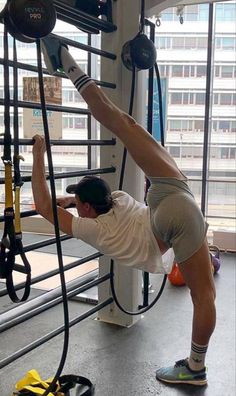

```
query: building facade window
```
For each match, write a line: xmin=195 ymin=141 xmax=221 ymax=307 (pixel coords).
xmin=195 ymin=92 xmax=205 ymax=105
xmin=196 ymin=65 xmax=206 ymax=77
xmin=172 ymin=65 xmax=183 ymax=77
xmin=221 ymin=66 xmax=234 ymax=78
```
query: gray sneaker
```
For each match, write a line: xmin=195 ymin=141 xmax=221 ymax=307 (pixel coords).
xmin=41 ymin=37 xmax=67 ymax=75
xmin=156 ymin=359 xmax=207 ymax=386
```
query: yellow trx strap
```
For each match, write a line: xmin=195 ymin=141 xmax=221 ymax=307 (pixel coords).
xmin=14 ymin=185 xmax=21 ymax=235
xmin=13 ymin=370 xmax=95 ymax=396
xmin=14 ymin=370 xmax=62 ymax=396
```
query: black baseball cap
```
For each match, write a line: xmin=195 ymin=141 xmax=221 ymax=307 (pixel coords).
xmin=66 ymin=176 xmax=111 ymax=205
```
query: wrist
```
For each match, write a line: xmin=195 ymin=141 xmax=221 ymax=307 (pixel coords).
xmin=33 ymin=153 xmax=45 ymax=162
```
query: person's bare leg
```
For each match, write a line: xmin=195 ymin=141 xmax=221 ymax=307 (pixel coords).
xmin=60 ymin=47 xmax=183 ymax=179
xmin=156 ymin=240 xmax=216 ymax=385
xmin=177 ymin=239 xmax=216 ymax=375
xmin=178 ymin=239 xmax=216 ymax=346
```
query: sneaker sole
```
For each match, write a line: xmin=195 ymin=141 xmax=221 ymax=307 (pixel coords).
xmin=41 ymin=42 xmax=58 ymax=75
xmin=156 ymin=377 xmax=207 ymax=386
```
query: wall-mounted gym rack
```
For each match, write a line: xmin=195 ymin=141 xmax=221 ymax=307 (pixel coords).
xmin=53 ymin=0 xmax=117 ymax=34
xmin=0 ymin=1 xmax=117 ymax=374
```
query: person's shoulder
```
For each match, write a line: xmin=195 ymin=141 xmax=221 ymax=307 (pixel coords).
xmin=111 ymin=190 xmax=134 ymax=203
xmin=111 ymin=190 xmax=141 ymax=210
xmin=112 ymin=190 xmax=132 ymax=198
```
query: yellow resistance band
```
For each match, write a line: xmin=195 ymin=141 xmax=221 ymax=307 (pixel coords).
xmin=14 ymin=186 xmax=21 ymax=234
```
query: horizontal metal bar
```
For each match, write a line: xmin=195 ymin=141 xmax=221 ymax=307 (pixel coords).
xmin=0 ymin=98 xmax=90 ymax=115
xmin=44 ymin=166 xmax=116 ymax=181
xmin=0 ymin=58 xmax=116 ymax=89
xmin=0 ymin=296 xmax=113 ymax=369
xmin=0 ymin=166 xmax=116 ymax=186
xmin=0 ymin=270 xmax=111 ymax=332
xmin=51 ymin=33 xmax=116 ymax=60
xmin=188 ymin=178 xmax=236 ymax=184
xmin=206 ymin=215 xmax=236 ymax=220
xmin=53 ymin=0 xmax=117 ymax=33
xmin=23 ymin=235 xmax=72 ymax=252
xmin=0 ymin=138 xmax=116 ymax=146
xmin=0 ymin=252 xmax=102 ymax=297
xmin=0 ymin=209 xmax=37 ymax=221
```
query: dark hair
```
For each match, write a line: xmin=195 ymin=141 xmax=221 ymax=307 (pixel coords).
xmin=66 ymin=176 xmax=113 ymax=215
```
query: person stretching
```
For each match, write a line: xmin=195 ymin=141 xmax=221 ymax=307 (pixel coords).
xmin=31 ymin=36 xmax=216 ymax=387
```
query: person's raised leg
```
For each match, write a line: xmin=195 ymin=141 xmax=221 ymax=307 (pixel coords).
xmin=156 ymin=239 xmax=216 ymax=386
xmin=41 ymin=37 xmax=183 ymax=179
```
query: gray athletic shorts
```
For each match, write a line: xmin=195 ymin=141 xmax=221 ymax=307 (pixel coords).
xmin=146 ymin=176 xmax=208 ymax=263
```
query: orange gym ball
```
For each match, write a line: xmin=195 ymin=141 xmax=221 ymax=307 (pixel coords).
xmin=168 ymin=262 xmax=186 ymax=286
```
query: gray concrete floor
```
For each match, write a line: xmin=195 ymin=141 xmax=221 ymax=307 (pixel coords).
xmin=0 ymin=236 xmax=235 ymax=396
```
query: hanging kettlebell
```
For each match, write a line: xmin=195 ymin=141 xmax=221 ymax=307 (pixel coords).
xmin=168 ymin=262 xmax=186 ymax=287
xmin=0 ymin=0 xmax=56 ymax=43
xmin=121 ymin=32 xmax=157 ymax=71
xmin=209 ymin=245 xmax=221 ymax=274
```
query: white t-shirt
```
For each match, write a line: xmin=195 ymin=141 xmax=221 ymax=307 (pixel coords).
xmin=72 ymin=191 xmax=173 ymax=273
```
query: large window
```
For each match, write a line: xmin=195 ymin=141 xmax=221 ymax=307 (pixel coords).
xmin=158 ymin=2 xmax=236 ymax=236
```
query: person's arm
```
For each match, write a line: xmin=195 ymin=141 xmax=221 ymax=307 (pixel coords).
xmin=32 ymin=134 xmax=74 ymax=235
xmin=57 ymin=196 xmax=76 ymax=208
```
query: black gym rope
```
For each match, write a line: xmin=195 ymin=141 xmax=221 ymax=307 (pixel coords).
xmin=109 ymin=0 xmax=168 ymax=316
xmin=36 ymin=41 xmax=94 ymax=396
xmin=35 ymin=40 xmax=70 ymax=396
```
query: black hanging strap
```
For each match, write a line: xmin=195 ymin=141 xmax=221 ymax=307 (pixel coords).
xmin=6 ymin=37 xmax=32 ymax=303
xmin=59 ymin=374 xmax=95 ymax=396
xmin=0 ymin=25 xmax=16 ymax=281
xmin=0 ymin=30 xmax=31 ymax=302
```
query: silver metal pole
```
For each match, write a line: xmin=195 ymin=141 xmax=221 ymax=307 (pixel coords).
xmin=0 ymin=270 xmax=99 ymax=331
xmin=201 ymin=3 xmax=216 ymax=215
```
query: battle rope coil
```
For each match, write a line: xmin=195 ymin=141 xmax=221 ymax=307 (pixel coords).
xmin=0 ymin=26 xmax=31 ymax=302
xmin=110 ymin=0 xmax=168 ymax=315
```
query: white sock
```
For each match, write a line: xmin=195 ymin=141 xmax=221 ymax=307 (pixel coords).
xmin=188 ymin=341 xmax=208 ymax=371
xmin=60 ymin=46 xmax=94 ymax=94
